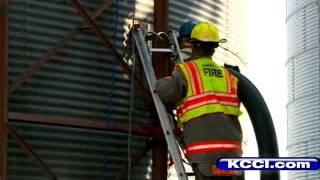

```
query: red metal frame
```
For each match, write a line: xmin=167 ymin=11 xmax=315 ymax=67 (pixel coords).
xmin=4 ymin=1 xmax=116 ymax=178
xmin=4 ymin=0 xmax=155 ymax=178
xmin=152 ymin=0 xmax=170 ymax=179
xmin=153 ymin=0 xmax=171 ymax=79
xmin=3 ymin=0 xmax=170 ymax=178
xmin=9 ymin=113 xmax=163 ymax=137
xmin=70 ymin=0 xmax=152 ymax=101
xmin=9 ymin=0 xmax=151 ymax=103
xmin=0 ymin=0 xmax=9 ymax=179
xmin=8 ymin=0 xmax=113 ymax=95
xmin=7 ymin=125 xmax=57 ymax=180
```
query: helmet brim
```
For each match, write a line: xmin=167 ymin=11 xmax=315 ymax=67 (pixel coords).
xmin=188 ymin=38 xmax=227 ymax=44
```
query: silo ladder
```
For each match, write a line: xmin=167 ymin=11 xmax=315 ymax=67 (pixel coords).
xmin=132 ymin=28 xmax=188 ymax=180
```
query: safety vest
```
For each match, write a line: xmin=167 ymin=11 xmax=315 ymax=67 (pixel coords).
xmin=176 ymin=57 xmax=241 ymax=127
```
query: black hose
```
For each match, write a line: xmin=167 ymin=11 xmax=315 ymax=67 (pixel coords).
xmin=227 ymin=68 xmax=280 ymax=180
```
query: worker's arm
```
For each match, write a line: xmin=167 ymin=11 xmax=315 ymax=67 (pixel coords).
xmin=156 ymin=67 xmax=187 ymax=108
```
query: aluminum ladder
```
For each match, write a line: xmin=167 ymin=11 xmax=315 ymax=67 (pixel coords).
xmin=145 ymin=30 xmax=184 ymax=63
xmin=132 ymin=28 xmax=188 ymax=180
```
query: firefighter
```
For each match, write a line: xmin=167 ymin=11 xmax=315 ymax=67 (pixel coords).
xmin=156 ymin=22 xmax=243 ymax=180
xmin=178 ymin=20 xmax=199 ymax=61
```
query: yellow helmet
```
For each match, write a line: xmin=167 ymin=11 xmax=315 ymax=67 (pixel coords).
xmin=190 ymin=22 xmax=226 ymax=43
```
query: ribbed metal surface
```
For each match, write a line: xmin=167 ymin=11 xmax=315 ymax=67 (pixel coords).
xmin=169 ymin=0 xmax=247 ymax=70
xmin=8 ymin=0 xmax=152 ymax=179
xmin=8 ymin=0 xmax=247 ymax=179
xmin=8 ymin=122 xmax=149 ymax=180
xmin=8 ymin=0 xmax=152 ymax=124
xmin=287 ymin=0 xmax=320 ymax=179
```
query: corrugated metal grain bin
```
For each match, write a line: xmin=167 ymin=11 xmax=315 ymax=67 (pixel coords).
xmin=8 ymin=0 xmax=153 ymax=179
xmin=6 ymin=0 xmax=247 ymax=179
xmin=286 ymin=0 xmax=320 ymax=179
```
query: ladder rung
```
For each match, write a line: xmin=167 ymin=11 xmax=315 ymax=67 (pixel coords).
xmin=133 ymin=29 xmax=187 ymax=180
xmin=150 ymin=48 xmax=173 ymax=53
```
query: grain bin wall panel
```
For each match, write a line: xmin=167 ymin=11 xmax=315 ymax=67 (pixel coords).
xmin=7 ymin=0 xmax=247 ymax=179
xmin=9 ymin=0 xmax=153 ymax=123
xmin=286 ymin=0 xmax=320 ymax=179
xmin=8 ymin=122 xmax=149 ymax=180
xmin=169 ymin=0 xmax=247 ymax=68
xmin=8 ymin=0 xmax=152 ymax=179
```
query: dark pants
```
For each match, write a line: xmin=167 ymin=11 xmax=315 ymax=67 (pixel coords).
xmin=183 ymin=114 xmax=244 ymax=180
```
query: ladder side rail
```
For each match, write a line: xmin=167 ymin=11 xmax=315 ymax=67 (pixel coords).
xmin=133 ymin=29 xmax=188 ymax=180
xmin=170 ymin=31 xmax=184 ymax=63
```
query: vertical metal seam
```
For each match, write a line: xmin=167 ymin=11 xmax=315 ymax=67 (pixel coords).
xmin=0 ymin=0 xmax=8 ymax=179
xmin=152 ymin=0 xmax=169 ymax=179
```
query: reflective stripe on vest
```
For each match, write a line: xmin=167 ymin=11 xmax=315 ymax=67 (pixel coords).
xmin=176 ymin=92 xmax=240 ymax=117
xmin=184 ymin=62 xmax=204 ymax=94
xmin=185 ymin=141 xmax=242 ymax=156
xmin=176 ymin=58 xmax=240 ymax=126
